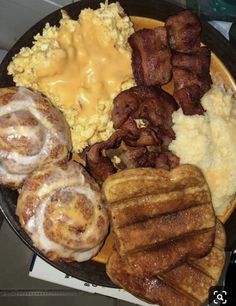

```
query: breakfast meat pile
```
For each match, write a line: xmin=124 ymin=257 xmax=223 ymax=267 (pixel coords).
xmin=86 ymin=86 xmax=179 ymax=184
xmin=85 ymin=9 xmax=212 ymax=185
xmin=128 ymin=26 xmax=172 ymax=86
xmin=0 ymin=4 xmax=229 ymax=306
xmin=166 ymin=10 xmax=212 ymax=115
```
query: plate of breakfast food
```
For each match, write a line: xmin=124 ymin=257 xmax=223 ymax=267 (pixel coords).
xmin=0 ymin=0 xmax=236 ymax=305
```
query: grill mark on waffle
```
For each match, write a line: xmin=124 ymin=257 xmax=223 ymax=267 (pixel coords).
xmin=107 ymin=249 xmax=200 ymax=306
xmin=115 ymin=202 xmax=215 ymax=255
xmin=115 ymin=226 xmax=215 ymax=256
xmin=122 ymin=227 xmax=215 ymax=276
xmin=105 ymin=178 xmax=206 ymax=204
xmin=160 ymin=263 xmax=216 ymax=304
xmin=105 ymin=165 xmax=224 ymax=305
xmin=187 ymin=258 xmax=217 ymax=280
xmin=103 ymin=166 xmax=207 ymax=204
xmin=110 ymin=185 xmax=211 ymax=229
xmin=188 ymin=245 xmax=226 ymax=280
xmin=157 ymin=275 xmax=201 ymax=305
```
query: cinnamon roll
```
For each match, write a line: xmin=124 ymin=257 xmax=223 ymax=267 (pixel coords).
xmin=0 ymin=87 xmax=72 ymax=188
xmin=16 ymin=160 xmax=109 ymax=262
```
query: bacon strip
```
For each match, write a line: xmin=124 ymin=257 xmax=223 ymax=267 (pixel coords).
xmin=172 ymin=47 xmax=211 ymax=77
xmin=129 ymin=27 xmax=172 ymax=86
xmin=112 ymin=85 xmax=178 ymax=142
xmin=174 ymin=85 xmax=204 ymax=115
xmin=120 ymin=147 xmax=179 ymax=171
xmin=172 ymin=47 xmax=212 ymax=115
xmin=165 ymin=10 xmax=201 ymax=53
xmin=86 ymin=130 xmax=126 ymax=185
xmin=165 ymin=10 xmax=212 ymax=115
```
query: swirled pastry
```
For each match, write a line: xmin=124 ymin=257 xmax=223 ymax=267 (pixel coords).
xmin=16 ymin=160 xmax=109 ymax=262
xmin=0 ymin=87 xmax=72 ymax=188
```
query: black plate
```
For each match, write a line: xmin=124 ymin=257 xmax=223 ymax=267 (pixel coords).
xmin=0 ymin=0 xmax=236 ymax=288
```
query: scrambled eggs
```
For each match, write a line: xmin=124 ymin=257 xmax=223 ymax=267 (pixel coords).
xmin=169 ymin=85 xmax=236 ymax=216
xmin=8 ymin=2 xmax=135 ymax=152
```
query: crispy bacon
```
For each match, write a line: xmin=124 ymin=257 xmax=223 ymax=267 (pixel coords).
xmin=172 ymin=47 xmax=212 ymax=94
xmin=173 ymin=67 xmax=202 ymax=90
xmin=124 ymin=128 xmax=160 ymax=147
xmin=173 ymin=67 xmax=211 ymax=94
xmin=121 ymin=118 xmax=162 ymax=147
xmin=174 ymin=85 xmax=204 ymax=115
xmin=112 ymin=86 xmax=178 ymax=141
xmin=128 ymin=27 xmax=172 ymax=86
xmin=86 ymin=130 xmax=126 ymax=185
xmin=111 ymin=90 xmax=139 ymax=130
xmin=172 ymin=47 xmax=212 ymax=115
xmin=155 ymin=151 xmax=180 ymax=170
xmin=172 ymin=47 xmax=211 ymax=77
xmin=86 ymin=143 xmax=116 ymax=185
xmin=165 ymin=10 xmax=201 ymax=53
xmin=120 ymin=147 xmax=156 ymax=169
xmin=86 ymin=124 xmax=180 ymax=184
xmin=120 ymin=147 xmax=179 ymax=170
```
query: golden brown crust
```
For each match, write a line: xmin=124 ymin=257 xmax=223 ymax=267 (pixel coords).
xmin=115 ymin=203 xmax=215 ymax=255
xmin=103 ymin=165 xmax=208 ymax=204
xmin=106 ymin=220 xmax=226 ymax=306
xmin=121 ymin=227 xmax=215 ymax=277
xmin=188 ymin=220 xmax=226 ymax=281
xmin=103 ymin=164 xmax=215 ymax=256
xmin=104 ymin=165 xmax=225 ymax=305
xmin=107 ymin=250 xmax=199 ymax=306
xmin=109 ymin=184 xmax=211 ymax=228
xmin=162 ymin=263 xmax=215 ymax=304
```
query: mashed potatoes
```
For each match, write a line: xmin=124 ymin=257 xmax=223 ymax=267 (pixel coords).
xmin=8 ymin=2 xmax=135 ymax=152
xmin=169 ymin=85 xmax=236 ymax=216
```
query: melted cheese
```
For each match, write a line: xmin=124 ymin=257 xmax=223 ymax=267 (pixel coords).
xmin=8 ymin=3 xmax=135 ymax=152
xmin=36 ymin=10 xmax=133 ymax=119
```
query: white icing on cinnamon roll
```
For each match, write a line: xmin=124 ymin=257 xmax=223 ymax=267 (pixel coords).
xmin=16 ymin=161 xmax=109 ymax=262
xmin=0 ymin=87 xmax=72 ymax=188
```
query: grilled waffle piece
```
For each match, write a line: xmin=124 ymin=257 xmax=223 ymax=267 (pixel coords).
xmin=103 ymin=165 xmax=208 ymax=204
xmin=121 ymin=227 xmax=215 ymax=277
xmin=188 ymin=220 xmax=226 ymax=281
xmin=103 ymin=165 xmax=216 ymax=256
xmin=106 ymin=220 xmax=226 ymax=306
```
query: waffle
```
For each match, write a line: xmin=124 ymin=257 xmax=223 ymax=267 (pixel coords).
xmin=103 ymin=165 xmax=216 ymax=256
xmin=106 ymin=220 xmax=225 ymax=306
xmin=104 ymin=165 xmax=225 ymax=305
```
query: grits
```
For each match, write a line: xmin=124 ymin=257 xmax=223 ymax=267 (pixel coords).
xmin=170 ymin=85 xmax=236 ymax=216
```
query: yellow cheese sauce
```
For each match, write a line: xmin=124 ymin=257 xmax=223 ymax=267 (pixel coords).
xmin=8 ymin=2 xmax=135 ymax=152
xmin=36 ymin=10 xmax=133 ymax=118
